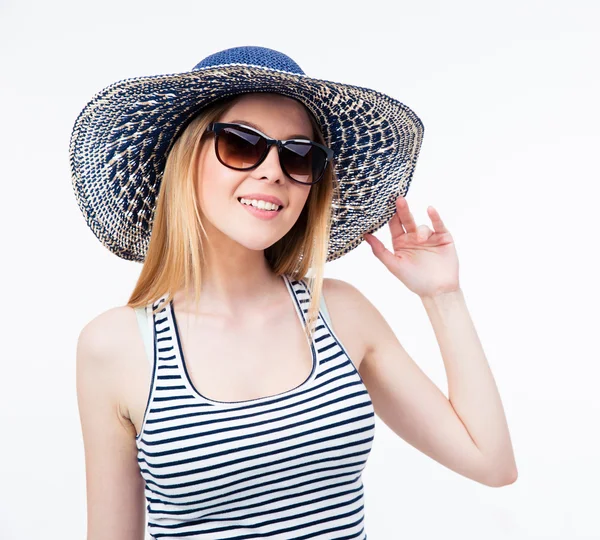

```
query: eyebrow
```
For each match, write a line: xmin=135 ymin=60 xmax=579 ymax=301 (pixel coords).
xmin=227 ymin=119 xmax=312 ymax=140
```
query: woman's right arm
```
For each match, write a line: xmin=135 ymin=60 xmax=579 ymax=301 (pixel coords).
xmin=76 ymin=311 xmax=146 ymax=540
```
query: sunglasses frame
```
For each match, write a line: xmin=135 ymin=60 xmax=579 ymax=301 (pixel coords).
xmin=205 ymin=122 xmax=334 ymax=185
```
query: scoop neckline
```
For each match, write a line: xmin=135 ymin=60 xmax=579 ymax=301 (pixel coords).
xmin=169 ymin=274 xmax=318 ymax=406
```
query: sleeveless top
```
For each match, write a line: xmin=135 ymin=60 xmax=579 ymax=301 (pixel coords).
xmin=133 ymin=274 xmax=375 ymax=539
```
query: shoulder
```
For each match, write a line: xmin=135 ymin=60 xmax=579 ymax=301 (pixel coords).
xmin=77 ymin=305 xmax=139 ymax=364
xmin=322 ymin=277 xmax=369 ymax=312
xmin=76 ymin=305 xmax=142 ymax=411
xmin=321 ymin=277 xmax=384 ymax=361
xmin=321 ymin=277 xmax=380 ymax=314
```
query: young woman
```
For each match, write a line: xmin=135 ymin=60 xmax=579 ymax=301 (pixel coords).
xmin=72 ymin=46 xmax=517 ymax=539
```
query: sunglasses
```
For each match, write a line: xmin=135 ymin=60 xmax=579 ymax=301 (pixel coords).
xmin=205 ymin=122 xmax=334 ymax=185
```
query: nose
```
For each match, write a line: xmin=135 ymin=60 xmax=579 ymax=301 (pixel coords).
xmin=252 ymin=144 xmax=284 ymax=183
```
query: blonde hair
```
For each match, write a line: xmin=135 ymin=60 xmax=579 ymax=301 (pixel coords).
xmin=127 ymin=93 xmax=339 ymax=342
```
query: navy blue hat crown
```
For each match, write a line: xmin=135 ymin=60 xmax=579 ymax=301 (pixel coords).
xmin=193 ymin=46 xmax=305 ymax=75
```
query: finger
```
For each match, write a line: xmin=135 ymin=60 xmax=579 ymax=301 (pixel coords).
xmin=416 ymin=224 xmax=432 ymax=242
xmin=396 ymin=195 xmax=417 ymax=233
xmin=364 ymin=233 xmax=401 ymax=269
xmin=388 ymin=209 xmax=406 ymax=239
xmin=427 ymin=206 xmax=449 ymax=234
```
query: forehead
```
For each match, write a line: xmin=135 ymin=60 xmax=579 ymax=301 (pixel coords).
xmin=219 ymin=93 xmax=314 ymax=139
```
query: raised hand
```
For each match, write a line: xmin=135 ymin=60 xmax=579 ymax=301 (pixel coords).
xmin=363 ymin=195 xmax=460 ymax=298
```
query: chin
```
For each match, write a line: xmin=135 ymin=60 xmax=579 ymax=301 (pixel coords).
xmin=211 ymin=223 xmax=283 ymax=251
xmin=205 ymin=208 xmax=297 ymax=250
xmin=236 ymin=235 xmax=284 ymax=252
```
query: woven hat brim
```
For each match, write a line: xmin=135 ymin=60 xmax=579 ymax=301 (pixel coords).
xmin=69 ymin=63 xmax=424 ymax=263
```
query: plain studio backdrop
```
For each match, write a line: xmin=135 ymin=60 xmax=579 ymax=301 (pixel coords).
xmin=1 ymin=0 xmax=598 ymax=538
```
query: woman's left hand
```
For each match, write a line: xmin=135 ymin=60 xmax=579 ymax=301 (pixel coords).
xmin=363 ymin=195 xmax=460 ymax=299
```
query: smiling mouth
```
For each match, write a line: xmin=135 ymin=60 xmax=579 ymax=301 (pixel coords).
xmin=237 ymin=197 xmax=283 ymax=212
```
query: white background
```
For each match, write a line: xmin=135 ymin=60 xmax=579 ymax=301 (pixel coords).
xmin=1 ymin=0 xmax=599 ymax=538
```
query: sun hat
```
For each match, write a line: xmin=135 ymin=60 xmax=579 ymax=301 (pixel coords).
xmin=69 ymin=45 xmax=424 ymax=263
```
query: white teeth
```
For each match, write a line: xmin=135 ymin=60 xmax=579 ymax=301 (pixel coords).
xmin=239 ymin=198 xmax=281 ymax=211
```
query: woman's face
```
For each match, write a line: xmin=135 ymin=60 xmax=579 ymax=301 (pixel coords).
xmin=195 ymin=93 xmax=314 ymax=252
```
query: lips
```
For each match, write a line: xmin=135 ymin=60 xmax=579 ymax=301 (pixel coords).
xmin=237 ymin=197 xmax=282 ymax=220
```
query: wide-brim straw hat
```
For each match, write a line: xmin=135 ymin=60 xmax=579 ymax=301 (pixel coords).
xmin=69 ymin=45 xmax=424 ymax=263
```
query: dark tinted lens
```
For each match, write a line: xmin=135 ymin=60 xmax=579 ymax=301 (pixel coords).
xmin=281 ymin=142 xmax=327 ymax=184
xmin=217 ymin=126 xmax=266 ymax=169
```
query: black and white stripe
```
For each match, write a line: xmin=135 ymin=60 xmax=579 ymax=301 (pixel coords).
xmin=135 ymin=275 xmax=375 ymax=539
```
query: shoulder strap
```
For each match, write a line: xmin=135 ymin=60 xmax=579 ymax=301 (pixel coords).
xmin=319 ymin=291 xmax=332 ymax=326
xmin=134 ymin=305 xmax=154 ymax=367
xmin=299 ymin=277 xmax=332 ymax=326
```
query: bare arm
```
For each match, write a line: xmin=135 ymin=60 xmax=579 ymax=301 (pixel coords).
xmin=76 ymin=312 xmax=146 ymax=539
xmin=322 ymin=277 xmax=517 ymax=487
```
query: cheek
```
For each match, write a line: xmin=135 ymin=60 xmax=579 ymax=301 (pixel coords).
xmin=196 ymin=151 xmax=235 ymax=213
xmin=289 ymin=186 xmax=312 ymax=216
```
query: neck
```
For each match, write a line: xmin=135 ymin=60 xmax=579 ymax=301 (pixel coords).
xmin=172 ymin=239 xmax=286 ymax=317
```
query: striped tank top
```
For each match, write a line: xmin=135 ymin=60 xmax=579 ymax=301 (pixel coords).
xmin=134 ymin=274 xmax=375 ymax=539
